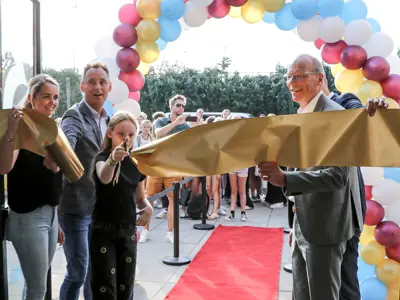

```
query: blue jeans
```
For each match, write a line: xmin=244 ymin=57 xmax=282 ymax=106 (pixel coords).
xmin=7 ymin=205 xmax=58 ymax=300
xmin=59 ymin=214 xmax=92 ymax=300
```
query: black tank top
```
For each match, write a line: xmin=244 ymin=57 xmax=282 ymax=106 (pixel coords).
xmin=7 ymin=150 xmax=62 ymax=213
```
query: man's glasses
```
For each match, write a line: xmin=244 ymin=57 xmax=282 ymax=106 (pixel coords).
xmin=175 ymin=103 xmax=185 ymax=108
xmin=284 ymin=72 xmax=319 ymax=82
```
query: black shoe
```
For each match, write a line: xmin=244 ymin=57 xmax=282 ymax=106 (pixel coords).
xmin=283 ymin=227 xmax=291 ymax=234
xmin=283 ymin=264 xmax=292 ymax=273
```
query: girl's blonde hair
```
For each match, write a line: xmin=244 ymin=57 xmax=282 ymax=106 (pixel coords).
xmin=141 ymin=119 xmax=154 ymax=141
xmin=21 ymin=74 xmax=59 ymax=109
xmin=101 ymin=111 xmax=138 ymax=152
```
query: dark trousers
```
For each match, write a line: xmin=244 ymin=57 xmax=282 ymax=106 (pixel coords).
xmin=340 ymin=231 xmax=361 ymax=300
xmin=89 ymin=220 xmax=137 ymax=300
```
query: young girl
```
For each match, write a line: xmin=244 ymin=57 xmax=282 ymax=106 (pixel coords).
xmin=136 ymin=119 xmax=154 ymax=147
xmin=90 ymin=111 xmax=152 ymax=299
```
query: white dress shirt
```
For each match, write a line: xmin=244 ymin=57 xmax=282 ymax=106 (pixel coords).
xmin=84 ymin=100 xmax=108 ymax=139
xmin=297 ymin=91 xmax=323 ymax=114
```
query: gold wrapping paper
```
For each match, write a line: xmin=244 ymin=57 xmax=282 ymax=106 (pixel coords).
xmin=131 ymin=108 xmax=400 ymax=177
xmin=0 ymin=108 xmax=84 ymax=182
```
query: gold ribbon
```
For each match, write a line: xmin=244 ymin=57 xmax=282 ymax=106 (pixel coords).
xmin=0 ymin=108 xmax=84 ymax=182
xmin=131 ymin=109 xmax=400 ymax=177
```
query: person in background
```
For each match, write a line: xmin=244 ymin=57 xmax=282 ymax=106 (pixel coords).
xmin=191 ymin=108 xmax=204 ymax=127
xmin=136 ymin=120 xmax=154 ymax=148
xmin=222 ymin=109 xmax=231 ymax=120
xmin=137 ymin=112 xmax=147 ymax=133
xmin=0 ymin=74 xmax=64 ymax=299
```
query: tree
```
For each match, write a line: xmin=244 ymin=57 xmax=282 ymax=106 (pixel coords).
xmin=217 ymin=56 xmax=232 ymax=71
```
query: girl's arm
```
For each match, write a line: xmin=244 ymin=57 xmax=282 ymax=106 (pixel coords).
xmin=135 ymin=181 xmax=151 ymax=210
xmin=95 ymin=159 xmax=117 ymax=185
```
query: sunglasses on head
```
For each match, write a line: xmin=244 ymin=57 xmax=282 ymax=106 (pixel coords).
xmin=175 ymin=103 xmax=185 ymax=108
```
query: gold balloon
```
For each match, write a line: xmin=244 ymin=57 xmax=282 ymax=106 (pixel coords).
xmin=136 ymin=19 xmax=160 ymax=43
xmin=360 ymin=240 xmax=386 ymax=265
xmin=137 ymin=61 xmax=150 ymax=75
xmin=356 ymin=80 xmax=383 ymax=105
xmin=331 ymin=64 xmax=345 ymax=77
xmin=229 ymin=6 xmax=242 ymax=18
xmin=386 ymin=98 xmax=400 ymax=109
xmin=335 ymin=69 xmax=364 ymax=93
xmin=262 ymin=0 xmax=285 ymax=12
xmin=136 ymin=41 xmax=160 ymax=64
xmin=386 ymin=281 xmax=400 ymax=300
xmin=136 ymin=0 xmax=161 ymax=19
xmin=360 ymin=225 xmax=375 ymax=245
xmin=376 ymin=259 xmax=400 ymax=286
xmin=241 ymin=0 xmax=264 ymax=24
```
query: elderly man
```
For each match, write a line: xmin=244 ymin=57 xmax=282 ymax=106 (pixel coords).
xmin=258 ymin=54 xmax=363 ymax=300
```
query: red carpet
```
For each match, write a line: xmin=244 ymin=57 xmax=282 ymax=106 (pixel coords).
xmin=165 ymin=225 xmax=284 ymax=300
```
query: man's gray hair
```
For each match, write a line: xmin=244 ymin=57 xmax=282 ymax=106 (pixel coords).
xmin=290 ymin=54 xmax=324 ymax=74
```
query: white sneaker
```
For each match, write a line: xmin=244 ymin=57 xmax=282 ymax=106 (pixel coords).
xmin=269 ymin=202 xmax=284 ymax=209
xmin=245 ymin=205 xmax=254 ymax=210
xmin=156 ymin=208 xmax=168 ymax=219
xmin=219 ymin=207 xmax=228 ymax=216
xmin=166 ymin=232 xmax=174 ymax=244
xmin=179 ymin=206 xmax=188 ymax=218
xmin=240 ymin=213 xmax=247 ymax=222
xmin=153 ymin=200 xmax=163 ymax=209
xmin=224 ymin=213 xmax=234 ymax=221
xmin=138 ymin=229 xmax=149 ymax=243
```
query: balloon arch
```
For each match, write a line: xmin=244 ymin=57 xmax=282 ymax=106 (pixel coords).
xmin=94 ymin=1 xmax=400 ymax=299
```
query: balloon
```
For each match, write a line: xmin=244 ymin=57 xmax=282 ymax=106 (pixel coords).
xmin=290 ymin=0 xmax=318 ymax=21
xmin=386 ymin=55 xmax=400 ymax=75
xmin=363 ymin=32 xmax=394 ymax=58
xmin=356 ymin=80 xmax=383 ymax=105
xmin=158 ymin=18 xmax=181 ymax=42
xmin=136 ymin=0 xmax=161 ymax=19
xmin=386 ymin=243 xmax=400 ymax=263
xmin=95 ymin=36 xmax=121 ymax=58
xmin=262 ymin=11 xmax=275 ymax=23
xmin=119 ymin=70 xmax=145 ymax=92
xmin=136 ymin=19 xmax=161 ymax=43
xmin=262 ymin=0 xmax=285 ymax=12
xmin=367 ymin=18 xmax=381 ymax=33
xmin=362 ymin=57 xmax=390 ymax=83
xmin=375 ymin=221 xmax=400 ymax=247
xmin=156 ymin=38 xmax=168 ymax=50
xmin=103 ymin=100 xmax=114 ymax=116
xmin=135 ymin=41 xmax=160 ymax=63
xmin=360 ymin=240 xmax=386 ymax=265
xmin=340 ymin=45 xmax=367 ymax=70
xmin=93 ymin=57 xmax=120 ymax=79
xmin=357 ymin=256 xmax=376 ymax=282
xmin=365 ymin=200 xmax=385 ymax=226
xmin=381 ymin=75 xmax=400 ymax=100
xmin=385 ymin=199 xmax=400 ymax=225
xmin=208 ymin=0 xmax=230 ymax=18
xmin=314 ymin=38 xmax=325 ymax=50
xmin=274 ymin=3 xmax=300 ymax=31
xmin=385 ymin=98 xmax=400 ymax=109
xmin=319 ymin=16 xmax=345 ymax=43
xmin=360 ymin=224 xmax=375 ymax=245
xmin=161 ymin=0 xmax=185 ymax=20
xmin=317 ymin=0 xmax=344 ymax=18
xmin=113 ymin=99 xmax=141 ymax=118
xmin=178 ymin=17 xmax=191 ymax=31
xmin=228 ymin=0 xmax=248 ymax=6
xmin=113 ymin=24 xmax=138 ymax=48
xmin=339 ymin=0 xmax=368 ymax=25
xmin=297 ymin=15 xmax=322 ymax=42
xmin=183 ymin=2 xmax=208 ymax=27
xmin=386 ymin=283 xmax=400 ymax=300
xmin=137 ymin=61 xmax=150 ymax=75
xmin=107 ymin=79 xmax=129 ymax=105
xmin=384 ymin=168 xmax=400 ymax=183
xmin=191 ymin=0 xmax=214 ymax=6
xmin=321 ymin=40 xmax=347 ymax=64
xmin=373 ymin=178 xmax=400 ymax=206
xmin=364 ymin=185 xmax=373 ymax=200
xmin=229 ymin=6 xmax=242 ymax=18
xmin=344 ymin=20 xmax=372 ymax=46
xmin=118 ymin=3 xmax=142 ymax=26
xmin=361 ymin=167 xmax=384 ymax=186
xmin=116 ymin=48 xmax=140 ymax=73
xmin=335 ymin=68 xmax=364 ymax=93
xmin=241 ymin=0 xmax=264 ymax=24
xmin=376 ymin=259 xmax=400 ymax=285
xmin=129 ymin=91 xmax=141 ymax=102
xmin=360 ymin=278 xmax=388 ymax=300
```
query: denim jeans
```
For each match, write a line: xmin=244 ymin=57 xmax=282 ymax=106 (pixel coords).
xmin=7 ymin=205 xmax=58 ymax=300
xmin=59 ymin=214 xmax=92 ymax=300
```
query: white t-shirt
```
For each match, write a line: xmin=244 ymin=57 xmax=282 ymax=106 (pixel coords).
xmin=136 ymin=134 xmax=153 ymax=147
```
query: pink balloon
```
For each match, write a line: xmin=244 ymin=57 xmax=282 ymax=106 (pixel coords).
xmin=227 ymin=0 xmax=247 ymax=7
xmin=116 ymin=48 xmax=140 ymax=73
xmin=208 ymin=0 xmax=230 ymax=18
xmin=381 ymin=74 xmax=400 ymax=99
xmin=314 ymin=38 xmax=325 ymax=50
xmin=119 ymin=70 xmax=145 ymax=92
xmin=340 ymin=46 xmax=367 ymax=70
xmin=386 ymin=243 xmax=400 ymax=263
xmin=363 ymin=56 xmax=391 ymax=83
xmin=375 ymin=221 xmax=400 ymax=247
xmin=321 ymin=41 xmax=347 ymax=64
xmin=118 ymin=3 xmax=142 ymax=26
xmin=365 ymin=200 xmax=385 ymax=226
xmin=113 ymin=24 xmax=138 ymax=48
xmin=129 ymin=91 xmax=141 ymax=102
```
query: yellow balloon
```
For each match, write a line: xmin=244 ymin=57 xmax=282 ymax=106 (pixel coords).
xmin=262 ymin=0 xmax=285 ymax=12
xmin=360 ymin=240 xmax=386 ymax=265
xmin=376 ymin=259 xmax=400 ymax=286
xmin=356 ymin=80 xmax=383 ymax=105
xmin=136 ymin=19 xmax=160 ymax=43
xmin=136 ymin=41 xmax=160 ymax=64
xmin=386 ymin=281 xmax=400 ymax=300
xmin=137 ymin=61 xmax=150 ymax=75
xmin=241 ymin=0 xmax=264 ymax=24
xmin=360 ymin=225 xmax=375 ymax=245
xmin=386 ymin=98 xmax=400 ymax=109
xmin=229 ymin=6 xmax=242 ymax=18
xmin=136 ymin=0 xmax=160 ymax=19
xmin=331 ymin=64 xmax=345 ymax=77
xmin=335 ymin=69 xmax=364 ymax=93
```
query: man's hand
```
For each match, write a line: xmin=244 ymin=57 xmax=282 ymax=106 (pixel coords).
xmin=257 ymin=162 xmax=286 ymax=187
xmin=366 ymin=96 xmax=389 ymax=117
xmin=174 ymin=114 xmax=187 ymax=126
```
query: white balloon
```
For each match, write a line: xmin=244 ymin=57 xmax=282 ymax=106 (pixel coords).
xmin=298 ymin=15 xmax=323 ymax=42
xmin=183 ymin=2 xmax=208 ymax=28
xmin=178 ymin=18 xmax=191 ymax=32
xmin=108 ymin=79 xmax=129 ymax=105
xmin=372 ymin=179 xmax=400 ymax=206
xmin=95 ymin=36 xmax=121 ymax=58
xmin=386 ymin=55 xmax=400 ymax=75
xmin=113 ymin=99 xmax=141 ymax=118
xmin=384 ymin=200 xmax=400 ymax=225
xmin=190 ymin=0 xmax=213 ymax=7
xmin=344 ymin=20 xmax=372 ymax=46
xmin=319 ymin=16 xmax=345 ymax=43
xmin=92 ymin=56 xmax=120 ymax=80
xmin=361 ymin=167 xmax=384 ymax=186
xmin=362 ymin=32 xmax=394 ymax=58
xmin=3 ymin=62 xmax=28 ymax=108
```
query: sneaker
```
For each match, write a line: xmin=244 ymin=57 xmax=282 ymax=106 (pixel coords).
xmin=219 ymin=206 xmax=228 ymax=216
xmin=207 ymin=213 xmax=219 ymax=220
xmin=153 ymin=200 xmax=163 ymax=209
xmin=138 ymin=229 xmax=149 ymax=243
xmin=283 ymin=264 xmax=292 ymax=273
xmin=156 ymin=208 xmax=168 ymax=219
xmin=224 ymin=214 xmax=235 ymax=221
xmin=269 ymin=202 xmax=284 ymax=209
xmin=240 ymin=213 xmax=247 ymax=222
xmin=245 ymin=205 xmax=254 ymax=210
xmin=166 ymin=232 xmax=174 ymax=244
xmin=179 ymin=206 xmax=188 ymax=218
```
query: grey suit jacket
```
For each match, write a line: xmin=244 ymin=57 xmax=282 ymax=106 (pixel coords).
xmin=58 ymin=100 xmax=107 ymax=216
xmin=285 ymin=94 xmax=363 ymax=246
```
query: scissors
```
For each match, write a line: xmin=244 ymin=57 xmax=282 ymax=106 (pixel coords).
xmin=123 ymin=135 xmax=131 ymax=154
